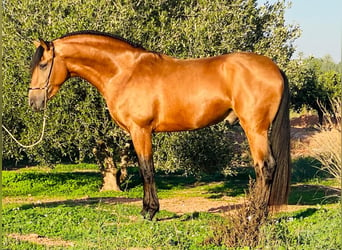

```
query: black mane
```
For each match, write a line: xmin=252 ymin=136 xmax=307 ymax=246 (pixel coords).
xmin=30 ymin=31 xmax=147 ymax=73
xmin=30 ymin=45 xmax=45 ymax=74
xmin=58 ymin=30 xmax=145 ymax=50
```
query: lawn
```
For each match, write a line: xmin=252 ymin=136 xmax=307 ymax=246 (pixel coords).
xmin=2 ymin=163 xmax=341 ymax=249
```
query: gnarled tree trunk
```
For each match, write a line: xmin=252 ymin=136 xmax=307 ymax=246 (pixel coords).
xmin=93 ymin=140 xmax=129 ymax=191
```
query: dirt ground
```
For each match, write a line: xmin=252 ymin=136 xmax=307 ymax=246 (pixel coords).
xmin=7 ymin=233 xmax=74 ymax=248
xmin=121 ymin=197 xmax=314 ymax=216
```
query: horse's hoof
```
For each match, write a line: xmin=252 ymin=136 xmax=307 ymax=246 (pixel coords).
xmin=140 ymin=208 xmax=158 ymax=221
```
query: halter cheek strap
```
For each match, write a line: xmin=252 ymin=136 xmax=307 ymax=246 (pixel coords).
xmin=28 ymin=42 xmax=55 ymax=92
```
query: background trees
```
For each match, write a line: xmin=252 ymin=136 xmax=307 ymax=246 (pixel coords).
xmin=287 ymin=55 xmax=341 ymax=124
xmin=3 ymin=0 xmax=302 ymax=178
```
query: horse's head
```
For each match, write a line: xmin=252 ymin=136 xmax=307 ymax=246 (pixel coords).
xmin=29 ymin=39 xmax=68 ymax=111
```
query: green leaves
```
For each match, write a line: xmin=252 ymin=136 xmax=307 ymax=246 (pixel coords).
xmin=286 ymin=56 xmax=342 ymax=118
xmin=3 ymin=0 xmax=299 ymax=172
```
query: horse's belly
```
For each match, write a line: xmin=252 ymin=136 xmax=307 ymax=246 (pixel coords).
xmin=154 ymin=98 xmax=231 ymax=132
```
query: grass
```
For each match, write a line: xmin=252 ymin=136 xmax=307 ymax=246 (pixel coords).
xmin=260 ymin=205 xmax=341 ymax=249
xmin=3 ymin=199 xmax=223 ymax=249
xmin=2 ymin=163 xmax=341 ymax=249
xmin=2 ymin=165 xmax=249 ymax=205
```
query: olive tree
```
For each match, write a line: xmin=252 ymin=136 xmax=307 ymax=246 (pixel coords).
xmin=2 ymin=0 xmax=300 ymax=187
xmin=287 ymin=56 xmax=341 ymax=124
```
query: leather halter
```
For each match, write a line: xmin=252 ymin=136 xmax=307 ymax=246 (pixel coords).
xmin=28 ymin=42 xmax=55 ymax=92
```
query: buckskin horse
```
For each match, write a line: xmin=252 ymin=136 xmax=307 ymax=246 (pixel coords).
xmin=28 ymin=31 xmax=290 ymax=220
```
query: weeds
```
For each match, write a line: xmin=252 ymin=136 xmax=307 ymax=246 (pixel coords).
xmin=208 ymin=180 xmax=269 ymax=248
xmin=311 ymin=98 xmax=341 ymax=185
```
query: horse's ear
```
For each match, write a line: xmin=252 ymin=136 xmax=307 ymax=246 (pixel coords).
xmin=33 ymin=40 xmax=41 ymax=48
xmin=39 ymin=39 xmax=50 ymax=50
xmin=33 ymin=39 xmax=50 ymax=50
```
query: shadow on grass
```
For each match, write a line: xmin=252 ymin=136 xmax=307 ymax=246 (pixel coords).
xmin=127 ymin=167 xmax=251 ymax=198
xmin=205 ymin=168 xmax=253 ymax=198
xmin=291 ymin=156 xmax=328 ymax=183
xmin=2 ymin=171 xmax=103 ymax=197
xmin=292 ymin=208 xmax=319 ymax=219
xmin=289 ymin=184 xmax=341 ymax=205
xmin=289 ymin=156 xmax=340 ymax=205
xmin=18 ymin=197 xmax=142 ymax=210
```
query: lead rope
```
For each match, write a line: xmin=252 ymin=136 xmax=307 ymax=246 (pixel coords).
xmin=2 ymin=85 xmax=48 ymax=148
xmin=2 ymin=111 xmax=47 ymax=148
xmin=2 ymin=43 xmax=53 ymax=148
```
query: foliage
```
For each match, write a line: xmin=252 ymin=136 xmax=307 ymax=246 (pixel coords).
xmin=286 ymin=56 xmax=342 ymax=123
xmin=154 ymin=124 xmax=250 ymax=176
xmin=3 ymin=0 xmax=299 ymax=175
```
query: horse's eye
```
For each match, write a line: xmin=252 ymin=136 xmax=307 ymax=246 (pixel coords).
xmin=39 ymin=63 xmax=48 ymax=70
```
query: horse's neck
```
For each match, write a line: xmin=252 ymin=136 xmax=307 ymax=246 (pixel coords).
xmin=55 ymin=37 xmax=142 ymax=95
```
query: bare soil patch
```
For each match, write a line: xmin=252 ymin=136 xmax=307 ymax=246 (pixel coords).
xmin=290 ymin=115 xmax=320 ymax=157
xmin=7 ymin=233 xmax=74 ymax=247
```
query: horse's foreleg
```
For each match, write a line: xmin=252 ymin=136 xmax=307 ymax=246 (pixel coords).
xmin=138 ymin=155 xmax=159 ymax=220
xmin=130 ymin=127 xmax=159 ymax=220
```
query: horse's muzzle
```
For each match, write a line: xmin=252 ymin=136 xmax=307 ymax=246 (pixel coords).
xmin=29 ymin=93 xmax=46 ymax=112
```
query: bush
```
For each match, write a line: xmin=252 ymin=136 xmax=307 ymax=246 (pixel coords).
xmin=208 ymin=180 xmax=270 ymax=248
xmin=153 ymin=124 xmax=250 ymax=177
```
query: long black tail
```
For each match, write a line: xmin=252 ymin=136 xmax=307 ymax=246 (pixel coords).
xmin=269 ymin=70 xmax=291 ymax=205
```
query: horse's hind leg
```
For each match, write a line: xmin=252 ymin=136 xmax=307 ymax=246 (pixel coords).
xmin=240 ymin=121 xmax=276 ymax=201
xmin=130 ymin=126 xmax=159 ymax=220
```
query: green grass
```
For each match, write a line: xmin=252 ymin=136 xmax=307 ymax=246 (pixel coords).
xmin=2 ymin=165 xmax=249 ymax=203
xmin=2 ymin=163 xmax=341 ymax=249
xmin=2 ymin=171 xmax=102 ymax=197
xmin=2 ymin=202 xmax=224 ymax=249
xmin=262 ymin=206 xmax=341 ymax=249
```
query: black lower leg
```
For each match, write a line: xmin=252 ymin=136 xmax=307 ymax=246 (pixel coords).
xmin=139 ymin=156 xmax=159 ymax=220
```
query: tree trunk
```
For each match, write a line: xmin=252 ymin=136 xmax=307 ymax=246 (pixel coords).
xmin=93 ymin=140 xmax=127 ymax=192
xmin=100 ymin=156 xmax=122 ymax=191
xmin=317 ymin=108 xmax=324 ymax=125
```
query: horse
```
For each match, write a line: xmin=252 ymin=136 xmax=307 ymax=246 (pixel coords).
xmin=28 ymin=31 xmax=291 ymax=220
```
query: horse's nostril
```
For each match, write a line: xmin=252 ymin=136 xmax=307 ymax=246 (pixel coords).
xmin=28 ymin=94 xmax=45 ymax=112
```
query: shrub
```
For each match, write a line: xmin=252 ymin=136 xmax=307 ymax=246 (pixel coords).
xmin=208 ymin=180 xmax=269 ymax=248
xmin=310 ymin=99 xmax=341 ymax=185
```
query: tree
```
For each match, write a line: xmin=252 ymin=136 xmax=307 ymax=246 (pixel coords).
xmin=2 ymin=0 xmax=300 ymax=187
xmin=287 ymin=56 xmax=341 ymax=124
